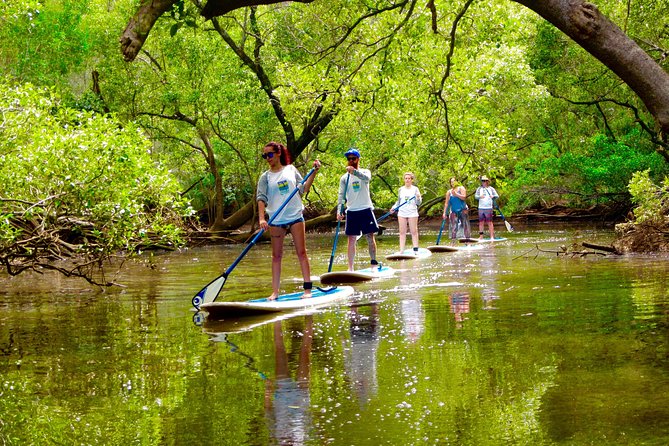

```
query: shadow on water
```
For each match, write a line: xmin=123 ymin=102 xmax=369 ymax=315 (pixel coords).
xmin=2 ymin=222 xmax=669 ymax=444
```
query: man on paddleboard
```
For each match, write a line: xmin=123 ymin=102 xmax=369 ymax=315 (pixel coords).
xmin=337 ymin=148 xmax=380 ymax=271
xmin=474 ymin=175 xmax=499 ymax=240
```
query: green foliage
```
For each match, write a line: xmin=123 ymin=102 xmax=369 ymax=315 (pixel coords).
xmin=628 ymin=170 xmax=669 ymax=224
xmin=507 ymin=131 xmax=668 ymax=211
xmin=2 ymin=0 xmax=668 ymax=234
xmin=0 ymin=82 xmax=193 ymax=255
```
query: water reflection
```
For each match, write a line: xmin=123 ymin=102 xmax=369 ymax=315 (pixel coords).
xmin=397 ymin=267 xmax=425 ymax=343
xmin=5 ymin=226 xmax=669 ymax=445
xmin=266 ymin=317 xmax=314 ymax=445
xmin=344 ymin=304 xmax=380 ymax=407
xmin=449 ymin=291 xmax=470 ymax=328
xmin=480 ymin=248 xmax=500 ymax=310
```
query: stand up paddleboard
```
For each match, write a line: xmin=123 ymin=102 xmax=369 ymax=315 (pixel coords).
xmin=200 ymin=286 xmax=355 ymax=318
xmin=459 ymin=237 xmax=507 ymax=243
xmin=427 ymin=244 xmax=460 ymax=253
xmin=386 ymin=248 xmax=432 ymax=260
xmin=320 ymin=265 xmax=395 ymax=285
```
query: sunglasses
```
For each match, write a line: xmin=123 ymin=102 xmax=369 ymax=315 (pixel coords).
xmin=346 ymin=157 xmax=358 ymax=161
xmin=262 ymin=152 xmax=277 ymax=160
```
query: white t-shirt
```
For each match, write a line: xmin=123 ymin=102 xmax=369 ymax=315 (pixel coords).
xmin=338 ymin=169 xmax=374 ymax=212
xmin=394 ymin=185 xmax=421 ymax=218
xmin=256 ymin=165 xmax=304 ymax=225
xmin=475 ymin=186 xmax=499 ymax=210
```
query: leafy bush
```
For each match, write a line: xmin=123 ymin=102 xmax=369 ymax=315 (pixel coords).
xmin=0 ymin=82 xmax=193 ymax=280
xmin=628 ymin=170 xmax=669 ymax=224
xmin=506 ymin=131 xmax=668 ymax=212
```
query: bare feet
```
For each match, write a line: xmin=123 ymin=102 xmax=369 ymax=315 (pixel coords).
xmin=268 ymin=293 xmax=278 ymax=301
xmin=302 ymin=289 xmax=312 ymax=299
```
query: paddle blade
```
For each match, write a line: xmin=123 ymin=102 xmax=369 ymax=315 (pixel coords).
xmin=192 ymin=275 xmax=227 ymax=309
xmin=504 ymin=220 xmax=514 ymax=232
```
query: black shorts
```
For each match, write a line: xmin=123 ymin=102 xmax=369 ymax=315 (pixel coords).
xmin=345 ymin=208 xmax=379 ymax=236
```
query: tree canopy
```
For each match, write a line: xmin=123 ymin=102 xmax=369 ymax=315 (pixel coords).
xmin=1 ymin=0 xmax=669 ymax=282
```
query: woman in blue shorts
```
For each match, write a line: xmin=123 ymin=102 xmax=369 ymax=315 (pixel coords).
xmin=257 ymin=142 xmax=320 ymax=299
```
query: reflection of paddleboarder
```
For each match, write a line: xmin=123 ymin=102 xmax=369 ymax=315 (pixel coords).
xmin=265 ymin=316 xmax=313 ymax=444
xmin=344 ymin=304 xmax=380 ymax=407
xmin=449 ymin=291 xmax=470 ymax=329
xmin=398 ymin=266 xmax=425 ymax=343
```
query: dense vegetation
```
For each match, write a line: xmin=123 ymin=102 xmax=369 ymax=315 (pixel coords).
xmin=1 ymin=0 xmax=668 ymax=282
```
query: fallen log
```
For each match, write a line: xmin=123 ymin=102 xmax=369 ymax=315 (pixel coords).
xmin=581 ymin=242 xmax=620 ymax=254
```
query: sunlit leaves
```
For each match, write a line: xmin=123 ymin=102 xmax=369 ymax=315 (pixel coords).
xmin=629 ymin=170 xmax=669 ymax=224
xmin=0 ymin=82 xmax=193 ymax=254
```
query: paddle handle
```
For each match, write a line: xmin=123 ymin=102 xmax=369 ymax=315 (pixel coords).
xmin=494 ymin=202 xmax=514 ymax=232
xmin=436 ymin=216 xmax=447 ymax=245
xmin=377 ymin=195 xmax=416 ymax=223
xmin=328 ymin=174 xmax=350 ymax=272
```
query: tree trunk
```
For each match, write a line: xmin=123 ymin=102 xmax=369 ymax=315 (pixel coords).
xmin=209 ymin=200 xmax=255 ymax=232
xmin=120 ymin=0 xmax=176 ymax=62
xmin=513 ymin=0 xmax=669 ymax=140
xmin=199 ymin=131 xmax=227 ymax=230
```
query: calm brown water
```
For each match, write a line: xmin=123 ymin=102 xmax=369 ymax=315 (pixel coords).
xmin=1 ymin=223 xmax=668 ymax=445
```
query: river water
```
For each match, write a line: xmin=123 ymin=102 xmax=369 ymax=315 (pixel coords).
xmin=1 ymin=222 xmax=668 ymax=445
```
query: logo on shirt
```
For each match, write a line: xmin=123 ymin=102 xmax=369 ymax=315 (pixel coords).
xmin=277 ymin=179 xmax=289 ymax=195
xmin=352 ymin=180 xmax=361 ymax=192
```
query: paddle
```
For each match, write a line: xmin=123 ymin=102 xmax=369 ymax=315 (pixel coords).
xmin=327 ymin=174 xmax=349 ymax=273
xmin=192 ymin=167 xmax=317 ymax=309
xmin=435 ymin=216 xmax=447 ymax=245
xmin=494 ymin=202 xmax=514 ymax=232
xmin=355 ymin=196 xmax=416 ymax=241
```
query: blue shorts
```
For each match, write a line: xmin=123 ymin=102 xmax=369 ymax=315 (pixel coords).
xmin=270 ymin=216 xmax=304 ymax=230
xmin=345 ymin=208 xmax=379 ymax=236
xmin=478 ymin=209 xmax=494 ymax=223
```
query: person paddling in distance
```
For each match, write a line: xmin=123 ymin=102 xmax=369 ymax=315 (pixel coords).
xmin=474 ymin=175 xmax=499 ymax=240
xmin=442 ymin=177 xmax=471 ymax=243
xmin=257 ymin=142 xmax=321 ymax=300
xmin=337 ymin=148 xmax=380 ymax=272
xmin=390 ymin=172 xmax=422 ymax=253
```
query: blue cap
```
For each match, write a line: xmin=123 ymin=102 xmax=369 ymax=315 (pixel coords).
xmin=344 ymin=148 xmax=361 ymax=158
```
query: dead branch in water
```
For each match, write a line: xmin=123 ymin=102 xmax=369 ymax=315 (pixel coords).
xmin=513 ymin=244 xmax=608 ymax=260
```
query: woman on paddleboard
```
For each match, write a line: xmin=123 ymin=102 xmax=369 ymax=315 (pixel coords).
xmin=442 ymin=177 xmax=471 ymax=242
xmin=257 ymin=142 xmax=321 ymax=300
xmin=390 ymin=172 xmax=422 ymax=253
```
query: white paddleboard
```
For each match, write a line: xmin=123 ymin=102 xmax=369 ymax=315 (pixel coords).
xmin=320 ymin=265 xmax=395 ymax=285
xmin=200 ymin=285 xmax=355 ymax=318
xmin=386 ymin=248 xmax=432 ymax=260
